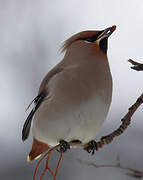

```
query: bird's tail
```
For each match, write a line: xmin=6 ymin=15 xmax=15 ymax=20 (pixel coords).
xmin=27 ymin=138 xmax=49 ymax=162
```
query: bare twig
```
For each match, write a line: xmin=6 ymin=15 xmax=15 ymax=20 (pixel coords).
xmin=33 ymin=145 xmax=60 ymax=180
xmin=128 ymin=59 xmax=143 ymax=71
xmin=95 ymin=92 xmax=143 ymax=149
xmin=78 ymin=157 xmax=143 ymax=179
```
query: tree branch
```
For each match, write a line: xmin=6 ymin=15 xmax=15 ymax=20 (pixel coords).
xmin=78 ymin=157 xmax=143 ymax=179
xmin=128 ymin=59 xmax=143 ymax=71
xmin=95 ymin=92 xmax=143 ymax=150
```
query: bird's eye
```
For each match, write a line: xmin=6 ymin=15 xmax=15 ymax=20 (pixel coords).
xmin=78 ymin=31 xmax=104 ymax=43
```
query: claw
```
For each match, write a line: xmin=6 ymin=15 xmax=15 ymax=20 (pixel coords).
xmin=57 ymin=140 xmax=70 ymax=153
xmin=84 ymin=140 xmax=98 ymax=155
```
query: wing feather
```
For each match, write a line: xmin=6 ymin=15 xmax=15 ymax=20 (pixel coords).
xmin=22 ymin=93 xmax=45 ymax=141
xmin=22 ymin=67 xmax=63 ymax=141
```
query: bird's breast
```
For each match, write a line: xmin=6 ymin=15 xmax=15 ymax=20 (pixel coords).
xmin=32 ymin=61 xmax=112 ymax=146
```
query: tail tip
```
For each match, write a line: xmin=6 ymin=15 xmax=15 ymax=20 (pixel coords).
xmin=27 ymin=154 xmax=41 ymax=162
xmin=27 ymin=155 xmax=32 ymax=162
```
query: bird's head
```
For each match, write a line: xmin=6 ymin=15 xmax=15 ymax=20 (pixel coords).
xmin=62 ymin=25 xmax=116 ymax=57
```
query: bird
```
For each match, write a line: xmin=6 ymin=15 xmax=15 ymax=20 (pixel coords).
xmin=22 ymin=25 xmax=116 ymax=161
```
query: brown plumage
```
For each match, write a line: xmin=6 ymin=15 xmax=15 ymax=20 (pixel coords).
xmin=23 ymin=25 xmax=116 ymax=161
xmin=27 ymin=138 xmax=49 ymax=161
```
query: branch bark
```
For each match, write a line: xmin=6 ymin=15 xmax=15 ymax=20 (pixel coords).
xmin=95 ymin=92 xmax=143 ymax=149
xmin=128 ymin=59 xmax=143 ymax=71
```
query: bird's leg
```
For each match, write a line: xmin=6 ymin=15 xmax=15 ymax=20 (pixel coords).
xmin=83 ymin=140 xmax=98 ymax=155
xmin=57 ymin=140 xmax=70 ymax=153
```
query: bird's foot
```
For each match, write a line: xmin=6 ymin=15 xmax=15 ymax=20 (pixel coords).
xmin=84 ymin=140 xmax=98 ymax=155
xmin=57 ymin=140 xmax=70 ymax=153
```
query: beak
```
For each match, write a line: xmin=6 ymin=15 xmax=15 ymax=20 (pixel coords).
xmin=97 ymin=25 xmax=116 ymax=40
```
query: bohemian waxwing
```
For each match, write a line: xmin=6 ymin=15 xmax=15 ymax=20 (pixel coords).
xmin=22 ymin=25 xmax=116 ymax=161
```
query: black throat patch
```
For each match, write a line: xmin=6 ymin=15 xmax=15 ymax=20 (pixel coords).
xmin=99 ymin=37 xmax=108 ymax=54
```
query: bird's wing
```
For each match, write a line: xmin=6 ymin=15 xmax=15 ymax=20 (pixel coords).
xmin=22 ymin=65 xmax=64 ymax=141
xmin=22 ymin=93 xmax=45 ymax=141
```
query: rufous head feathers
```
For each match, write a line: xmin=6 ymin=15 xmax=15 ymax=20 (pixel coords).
xmin=61 ymin=25 xmax=116 ymax=54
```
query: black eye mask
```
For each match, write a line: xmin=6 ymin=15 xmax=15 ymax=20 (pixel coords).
xmin=78 ymin=31 xmax=104 ymax=43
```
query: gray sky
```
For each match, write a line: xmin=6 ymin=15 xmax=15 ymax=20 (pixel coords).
xmin=0 ymin=0 xmax=143 ymax=179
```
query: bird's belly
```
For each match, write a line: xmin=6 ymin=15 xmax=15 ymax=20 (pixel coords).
xmin=32 ymin=95 xmax=111 ymax=147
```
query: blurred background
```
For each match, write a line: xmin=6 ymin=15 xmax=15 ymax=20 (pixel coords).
xmin=0 ymin=0 xmax=143 ymax=179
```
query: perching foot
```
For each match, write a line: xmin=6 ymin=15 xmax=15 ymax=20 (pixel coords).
xmin=57 ymin=140 xmax=70 ymax=153
xmin=84 ymin=140 xmax=98 ymax=155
